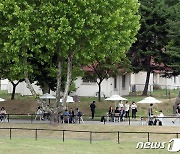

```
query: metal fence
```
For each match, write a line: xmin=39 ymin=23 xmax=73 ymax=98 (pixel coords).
xmin=0 ymin=127 xmax=179 ymax=144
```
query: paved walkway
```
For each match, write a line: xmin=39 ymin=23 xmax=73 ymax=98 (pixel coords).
xmin=2 ymin=118 xmax=180 ymax=127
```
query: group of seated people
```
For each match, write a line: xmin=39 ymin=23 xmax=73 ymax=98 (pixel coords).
xmin=0 ymin=107 xmax=7 ymax=122
xmin=60 ymin=108 xmax=83 ymax=124
xmin=35 ymin=106 xmax=83 ymax=124
xmin=108 ymin=106 xmax=126 ymax=122
xmin=35 ymin=106 xmax=51 ymax=121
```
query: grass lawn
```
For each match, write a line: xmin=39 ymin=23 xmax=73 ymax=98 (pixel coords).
xmin=0 ymin=123 xmax=179 ymax=154
xmin=0 ymin=89 xmax=179 ymax=117
xmin=0 ymin=138 xmax=172 ymax=154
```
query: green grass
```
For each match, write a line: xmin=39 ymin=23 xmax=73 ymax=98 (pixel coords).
xmin=0 ymin=138 xmax=173 ymax=154
xmin=0 ymin=123 xmax=179 ymax=154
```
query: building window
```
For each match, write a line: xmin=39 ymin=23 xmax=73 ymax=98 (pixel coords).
xmin=114 ymin=76 xmax=117 ymax=89
xmin=82 ymin=77 xmax=96 ymax=83
xmin=122 ymin=75 xmax=126 ymax=88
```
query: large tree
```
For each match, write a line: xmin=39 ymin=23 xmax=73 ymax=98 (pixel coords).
xmin=0 ymin=0 xmax=140 ymax=121
xmin=163 ymin=0 xmax=180 ymax=77
xmin=85 ymin=55 xmax=131 ymax=102
xmin=127 ymin=0 xmax=171 ymax=95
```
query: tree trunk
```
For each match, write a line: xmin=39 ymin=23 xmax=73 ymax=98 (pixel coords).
xmin=97 ymin=80 xmax=103 ymax=102
xmin=55 ymin=55 xmax=62 ymax=109
xmin=62 ymin=54 xmax=73 ymax=108
xmin=50 ymin=55 xmax=62 ymax=124
xmin=142 ymin=56 xmax=151 ymax=96
xmin=10 ymin=81 xmax=20 ymax=100
xmin=42 ymin=83 xmax=50 ymax=94
xmin=24 ymin=72 xmax=37 ymax=97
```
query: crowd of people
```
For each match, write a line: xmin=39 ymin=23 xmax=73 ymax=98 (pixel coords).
xmin=107 ymin=101 xmax=138 ymax=122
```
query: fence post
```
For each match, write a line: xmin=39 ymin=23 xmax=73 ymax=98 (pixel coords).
xmin=176 ymin=133 xmax=179 ymax=138
xmin=90 ymin=131 xmax=92 ymax=144
xmin=63 ymin=130 xmax=65 ymax=142
xmin=148 ymin=132 xmax=150 ymax=142
xmin=117 ymin=131 xmax=120 ymax=144
xmin=10 ymin=128 xmax=12 ymax=140
xmin=8 ymin=114 xmax=9 ymax=123
xmin=128 ymin=116 xmax=131 ymax=125
xmin=35 ymin=129 xmax=37 ymax=140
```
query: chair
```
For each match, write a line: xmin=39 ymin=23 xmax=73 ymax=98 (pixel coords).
xmin=0 ymin=114 xmax=7 ymax=123
xmin=140 ymin=117 xmax=148 ymax=125
xmin=35 ymin=109 xmax=43 ymax=121
xmin=75 ymin=115 xmax=84 ymax=124
xmin=114 ymin=113 xmax=120 ymax=122
xmin=63 ymin=115 xmax=69 ymax=124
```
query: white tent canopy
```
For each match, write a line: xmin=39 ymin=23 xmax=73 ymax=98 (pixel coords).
xmin=137 ymin=96 xmax=162 ymax=104
xmin=0 ymin=98 xmax=5 ymax=102
xmin=39 ymin=93 xmax=56 ymax=99
xmin=60 ymin=96 xmax=74 ymax=103
xmin=105 ymin=94 xmax=127 ymax=108
xmin=105 ymin=94 xmax=127 ymax=101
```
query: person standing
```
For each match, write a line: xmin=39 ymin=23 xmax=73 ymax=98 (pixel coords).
xmin=148 ymin=103 xmax=153 ymax=117
xmin=172 ymin=103 xmax=180 ymax=124
xmin=131 ymin=101 xmax=137 ymax=119
xmin=90 ymin=100 xmax=96 ymax=119
xmin=125 ymin=101 xmax=130 ymax=118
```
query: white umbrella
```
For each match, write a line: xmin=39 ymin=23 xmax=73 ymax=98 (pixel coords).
xmin=0 ymin=98 xmax=5 ymax=102
xmin=137 ymin=96 xmax=162 ymax=104
xmin=105 ymin=94 xmax=127 ymax=101
xmin=60 ymin=96 xmax=74 ymax=103
xmin=39 ymin=93 xmax=56 ymax=99
xmin=105 ymin=94 xmax=127 ymax=108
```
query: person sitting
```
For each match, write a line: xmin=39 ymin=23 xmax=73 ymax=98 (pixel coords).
xmin=0 ymin=107 xmax=7 ymax=122
xmin=108 ymin=106 xmax=114 ymax=121
xmin=35 ymin=106 xmax=43 ymax=120
xmin=75 ymin=108 xmax=84 ymax=123
xmin=63 ymin=109 xmax=70 ymax=123
xmin=154 ymin=110 xmax=164 ymax=126
xmin=69 ymin=108 xmax=75 ymax=123
xmin=114 ymin=107 xmax=120 ymax=122
xmin=119 ymin=107 xmax=125 ymax=121
xmin=43 ymin=105 xmax=51 ymax=120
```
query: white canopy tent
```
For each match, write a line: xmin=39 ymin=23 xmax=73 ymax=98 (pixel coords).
xmin=137 ymin=96 xmax=162 ymax=104
xmin=105 ymin=94 xmax=127 ymax=108
xmin=39 ymin=93 xmax=56 ymax=99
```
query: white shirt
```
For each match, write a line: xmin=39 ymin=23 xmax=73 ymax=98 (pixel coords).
xmin=125 ymin=104 xmax=130 ymax=111
xmin=157 ymin=113 xmax=164 ymax=122
xmin=131 ymin=104 xmax=137 ymax=109
xmin=119 ymin=103 xmax=124 ymax=108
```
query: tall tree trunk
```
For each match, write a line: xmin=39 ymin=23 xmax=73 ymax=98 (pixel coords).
xmin=24 ymin=72 xmax=37 ymax=97
xmin=55 ymin=55 xmax=62 ymax=109
xmin=42 ymin=83 xmax=50 ymax=94
xmin=62 ymin=54 xmax=73 ymax=108
xmin=142 ymin=56 xmax=151 ymax=96
xmin=97 ymin=80 xmax=103 ymax=102
xmin=10 ymin=80 xmax=20 ymax=100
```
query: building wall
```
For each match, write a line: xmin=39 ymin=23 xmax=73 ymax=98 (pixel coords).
xmin=130 ymin=72 xmax=154 ymax=91
xmin=8 ymin=81 xmax=42 ymax=96
xmin=0 ymin=79 xmax=8 ymax=90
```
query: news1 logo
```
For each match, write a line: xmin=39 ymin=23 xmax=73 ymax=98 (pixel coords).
xmin=136 ymin=138 xmax=180 ymax=152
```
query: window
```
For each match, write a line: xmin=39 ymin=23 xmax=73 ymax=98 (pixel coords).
xmin=122 ymin=75 xmax=126 ymax=88
xmin=82 ymin=77 xmax=96 ymax=83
